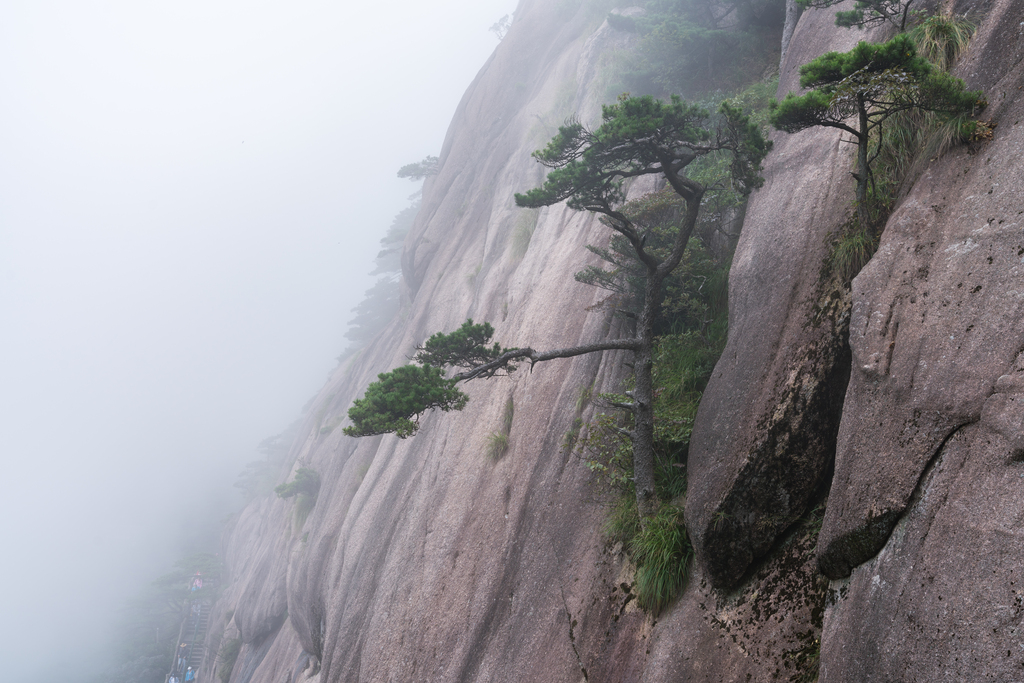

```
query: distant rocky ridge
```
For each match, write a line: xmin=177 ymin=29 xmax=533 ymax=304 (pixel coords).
xmin=199 ymin=0 xmax=1024 ymax=681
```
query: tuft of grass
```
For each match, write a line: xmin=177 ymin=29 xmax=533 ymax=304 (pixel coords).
xmin=485 ymin=432 xmax=510 ymax=460
xmin=485 ymin=396 xmax=515 ymax=460
xmin=829 ymin=225 xmax=879 ymax=282
xmin=501 ymin=396 xmax=514 ymax=433
xmin=630 ymin=505 xmax=692 ymax=614
xmin=909 ymin=13 xmax=976 ymax=72
xmin=604 ymin=494 xmax=642 ymax=544
xmin=712 ymin=510 xmax=731 ymax=532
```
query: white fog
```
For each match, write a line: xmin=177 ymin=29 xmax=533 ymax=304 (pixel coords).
xmin=0 ymin=2 xmax=516 ymax=680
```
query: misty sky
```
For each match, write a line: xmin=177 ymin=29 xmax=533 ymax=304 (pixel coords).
xmin=0 ymin=1 xmax=516 ymax=680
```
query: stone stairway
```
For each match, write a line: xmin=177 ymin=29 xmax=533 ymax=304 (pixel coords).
xmin=168 ymin=579 xmax=216 ymax=681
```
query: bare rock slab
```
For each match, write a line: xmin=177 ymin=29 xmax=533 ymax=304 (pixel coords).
xmin=642 ymin=520 xmax=827 ymax=683
xmin=817 ymin=0 xmax=1024 ymax=577
xmin=821 ymin=417 xmax=1024 ymax=681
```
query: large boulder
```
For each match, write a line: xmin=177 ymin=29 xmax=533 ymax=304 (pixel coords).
xmin=685 ymin=6 xmax=873 ymax=589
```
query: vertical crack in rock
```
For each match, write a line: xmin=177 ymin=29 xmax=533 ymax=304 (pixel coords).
xmin=562 ymin=588 xmax=590 ymax=682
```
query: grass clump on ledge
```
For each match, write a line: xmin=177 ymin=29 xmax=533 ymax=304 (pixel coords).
xmin=909 ymin=12 xmax=976 ymax=72
xmin=579 ymin=397 xmax=693 ymax=614
xmin=485 ymin=432 xmax=510 ymax=460
xmin=630 ymin=504 xmax=693 ymax=614
xmin=829 ymin=223 xmax=879 ymax=283
xmin=485 ymin=397 xmax=515 ymax=460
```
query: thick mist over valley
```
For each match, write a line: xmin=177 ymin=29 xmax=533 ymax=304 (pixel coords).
xmin=6 ymin=0 xmax=1022 ymax=680
xmin=0 ymin=2 xmax=515 ymax=681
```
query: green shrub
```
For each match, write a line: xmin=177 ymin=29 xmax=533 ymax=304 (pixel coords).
xmin=218 ymin=637 xmax=242 ymax=683
xmin=829 ymin=225 xmax=879 ymax=282
xmin=275 ymin=468 xmax=321 ymax=499
xmin=630 ymin=505 xmax=692 ymax=614
xmin=276 ymin=468 xmax=321 ymax=531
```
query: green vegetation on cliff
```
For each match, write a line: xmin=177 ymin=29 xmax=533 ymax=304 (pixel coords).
xmin=771 ymin=34 xmax=983 ymax=233
xmin=798 ymin=0 xmax=914 ymax=30
xmin=345 ymin=93 xmax=768 ymax=528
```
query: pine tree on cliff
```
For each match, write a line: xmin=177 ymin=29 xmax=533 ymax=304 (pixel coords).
xmin=797 ymin=0 xmax=915 ymax=31
xmin=770 ymin=34 xmax=982 ymax=232
xmin=344 ymin=94 xmax=770 ymax=519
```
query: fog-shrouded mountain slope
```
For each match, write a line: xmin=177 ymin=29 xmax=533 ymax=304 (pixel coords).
xmin=199 ymin=0 xmax=1024 ymax=681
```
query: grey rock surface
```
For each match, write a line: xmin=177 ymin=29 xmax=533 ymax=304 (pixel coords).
xmin=821 ymin=417 xmax=1024 ymax=680
xmin=210 ymin=4 xmax=657 ymax=682
xmin=816 ymin=0 xmax=1024 ymax=677
xmin=685 ymin=7 xmax=872 ymax=589
xmin=197 ymin=0 xmax=1024 ymax=680
xmin=642 ymin=523 xmax=827 ymax=683
xmin=818 ymin=0 xmax=1024 ymax=579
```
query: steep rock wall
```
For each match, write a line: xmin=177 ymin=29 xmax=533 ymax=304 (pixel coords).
xmin=202 ymin=0 xmax=1024 ymax=681
xmin=685 ymin=4 xmax=872 ymax=589
xmin=817 ymin=0 xmax=1024 ymax=678
xmin=211 ymin=3 xmax=657 ymax=682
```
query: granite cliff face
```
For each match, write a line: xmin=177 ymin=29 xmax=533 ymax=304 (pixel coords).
xmin=202 ymin=1 xmax=1024 ymax=681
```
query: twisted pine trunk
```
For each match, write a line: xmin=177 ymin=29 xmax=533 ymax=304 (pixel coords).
xmin=631 ymin=271 xmax=660 ymax=519
xmin=630 ymin=187 xmax=703 ymax=521
xmin=855 ymin=97 xmax=871 ymax=231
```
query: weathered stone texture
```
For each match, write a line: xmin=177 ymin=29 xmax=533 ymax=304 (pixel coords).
xmin=821 ymin=418 xmax=1024 ymax=682
xmin=201 ymin=0 xmax=1024 ymax=680
xmin=818 ymin=0 xmax=1024 ymax=578
xmin=211 ymin=4 xmax=656 ymax=682
xmin=685 ymin=7 xmax=872 ymax=589
xmin=642 ymin=522 xmax=828 ymax=683
xmin=813 ymin=0 xmax=1024 ymax=676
